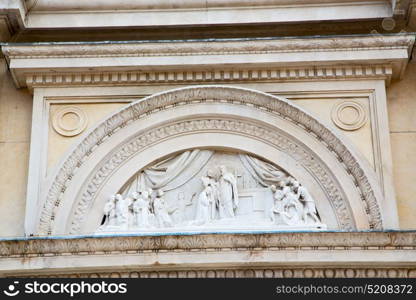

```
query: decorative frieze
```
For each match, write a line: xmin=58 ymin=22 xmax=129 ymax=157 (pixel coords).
xmin=73 ymin=118 xmax=343 ymax=235
xmin=331 ymin=101 xmax=368 ymax=131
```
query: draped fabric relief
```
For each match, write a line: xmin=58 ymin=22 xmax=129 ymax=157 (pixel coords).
xmin=239 ymin=154 xmax=286 ymax=187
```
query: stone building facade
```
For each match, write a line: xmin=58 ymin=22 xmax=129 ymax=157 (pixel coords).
xmin=0 ymin=0 xmax=415 ymax=277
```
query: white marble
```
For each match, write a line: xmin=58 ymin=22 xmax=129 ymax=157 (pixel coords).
xmin=96 ymin=150 xmax=326 ymax=234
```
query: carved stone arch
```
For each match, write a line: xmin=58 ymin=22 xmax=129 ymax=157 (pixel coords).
xmin=38 ymin=85 xmax=390 ymax=235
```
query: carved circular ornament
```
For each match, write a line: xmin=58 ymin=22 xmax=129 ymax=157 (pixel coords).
xmin=331 ymin=101 xmax=367 ymax=131
xmin=52 ymin=106 xmax=88 ymax=137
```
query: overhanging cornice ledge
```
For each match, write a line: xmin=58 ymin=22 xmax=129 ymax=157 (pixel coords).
xmin=2 ymin=34 xmax=414 ymax=89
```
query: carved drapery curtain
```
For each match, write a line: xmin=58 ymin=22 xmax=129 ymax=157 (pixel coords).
xmin=121 ymin=149 xmax=214 ymax=196
xmin=239 ymin=154 xmax=285 ymax=187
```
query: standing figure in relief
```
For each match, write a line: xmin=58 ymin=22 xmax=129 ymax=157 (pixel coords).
xmin=218 ymin=165 xmax=239 ymax=218
xmin=115 ymin=194 xmax=131 ymax=230
xmin=193 ymin=176 xmax=216 ymax=225
xmin=103 ymin=195 xmax=117 ymax=227
xmin=153 ymin=190 xmax=172 ymax=228
xmin=132 ymin=191 xmax=151 ymax=228
xmin=297 ymin=184 xmax=321 ymax=224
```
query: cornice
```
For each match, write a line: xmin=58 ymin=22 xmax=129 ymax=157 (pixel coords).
xmin=0 ymin=1 xmax=25 ymax=44
xmin=2 ymin=34 xmax=414 ymax=88
xmin=24 ymin=65 xmax=394 ymax=89
xmin=22 ymin=0 xmax=394 ymax=29
xmin=0 ymin=231 xmax=415 ymax=277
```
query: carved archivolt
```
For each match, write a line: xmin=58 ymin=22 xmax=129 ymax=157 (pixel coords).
xmin=38 ymin=86 xmax=384 ymax=235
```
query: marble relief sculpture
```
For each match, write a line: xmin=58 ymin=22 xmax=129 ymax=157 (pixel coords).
xmin=97 ymin=149 xmax=326 ymax=233
xmin=193 ymin=176 xmax=216 ymax=225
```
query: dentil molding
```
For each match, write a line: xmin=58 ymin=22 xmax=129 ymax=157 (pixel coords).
xmin=22 ymin=268 xmax=416 ymax=279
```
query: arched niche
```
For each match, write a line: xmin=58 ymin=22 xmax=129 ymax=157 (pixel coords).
xmin=38 ymin=85 xmax=390 ymax=235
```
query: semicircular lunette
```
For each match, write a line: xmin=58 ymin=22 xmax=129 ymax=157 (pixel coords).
xmin=97 ymin=149 xmax=327 ymax=234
